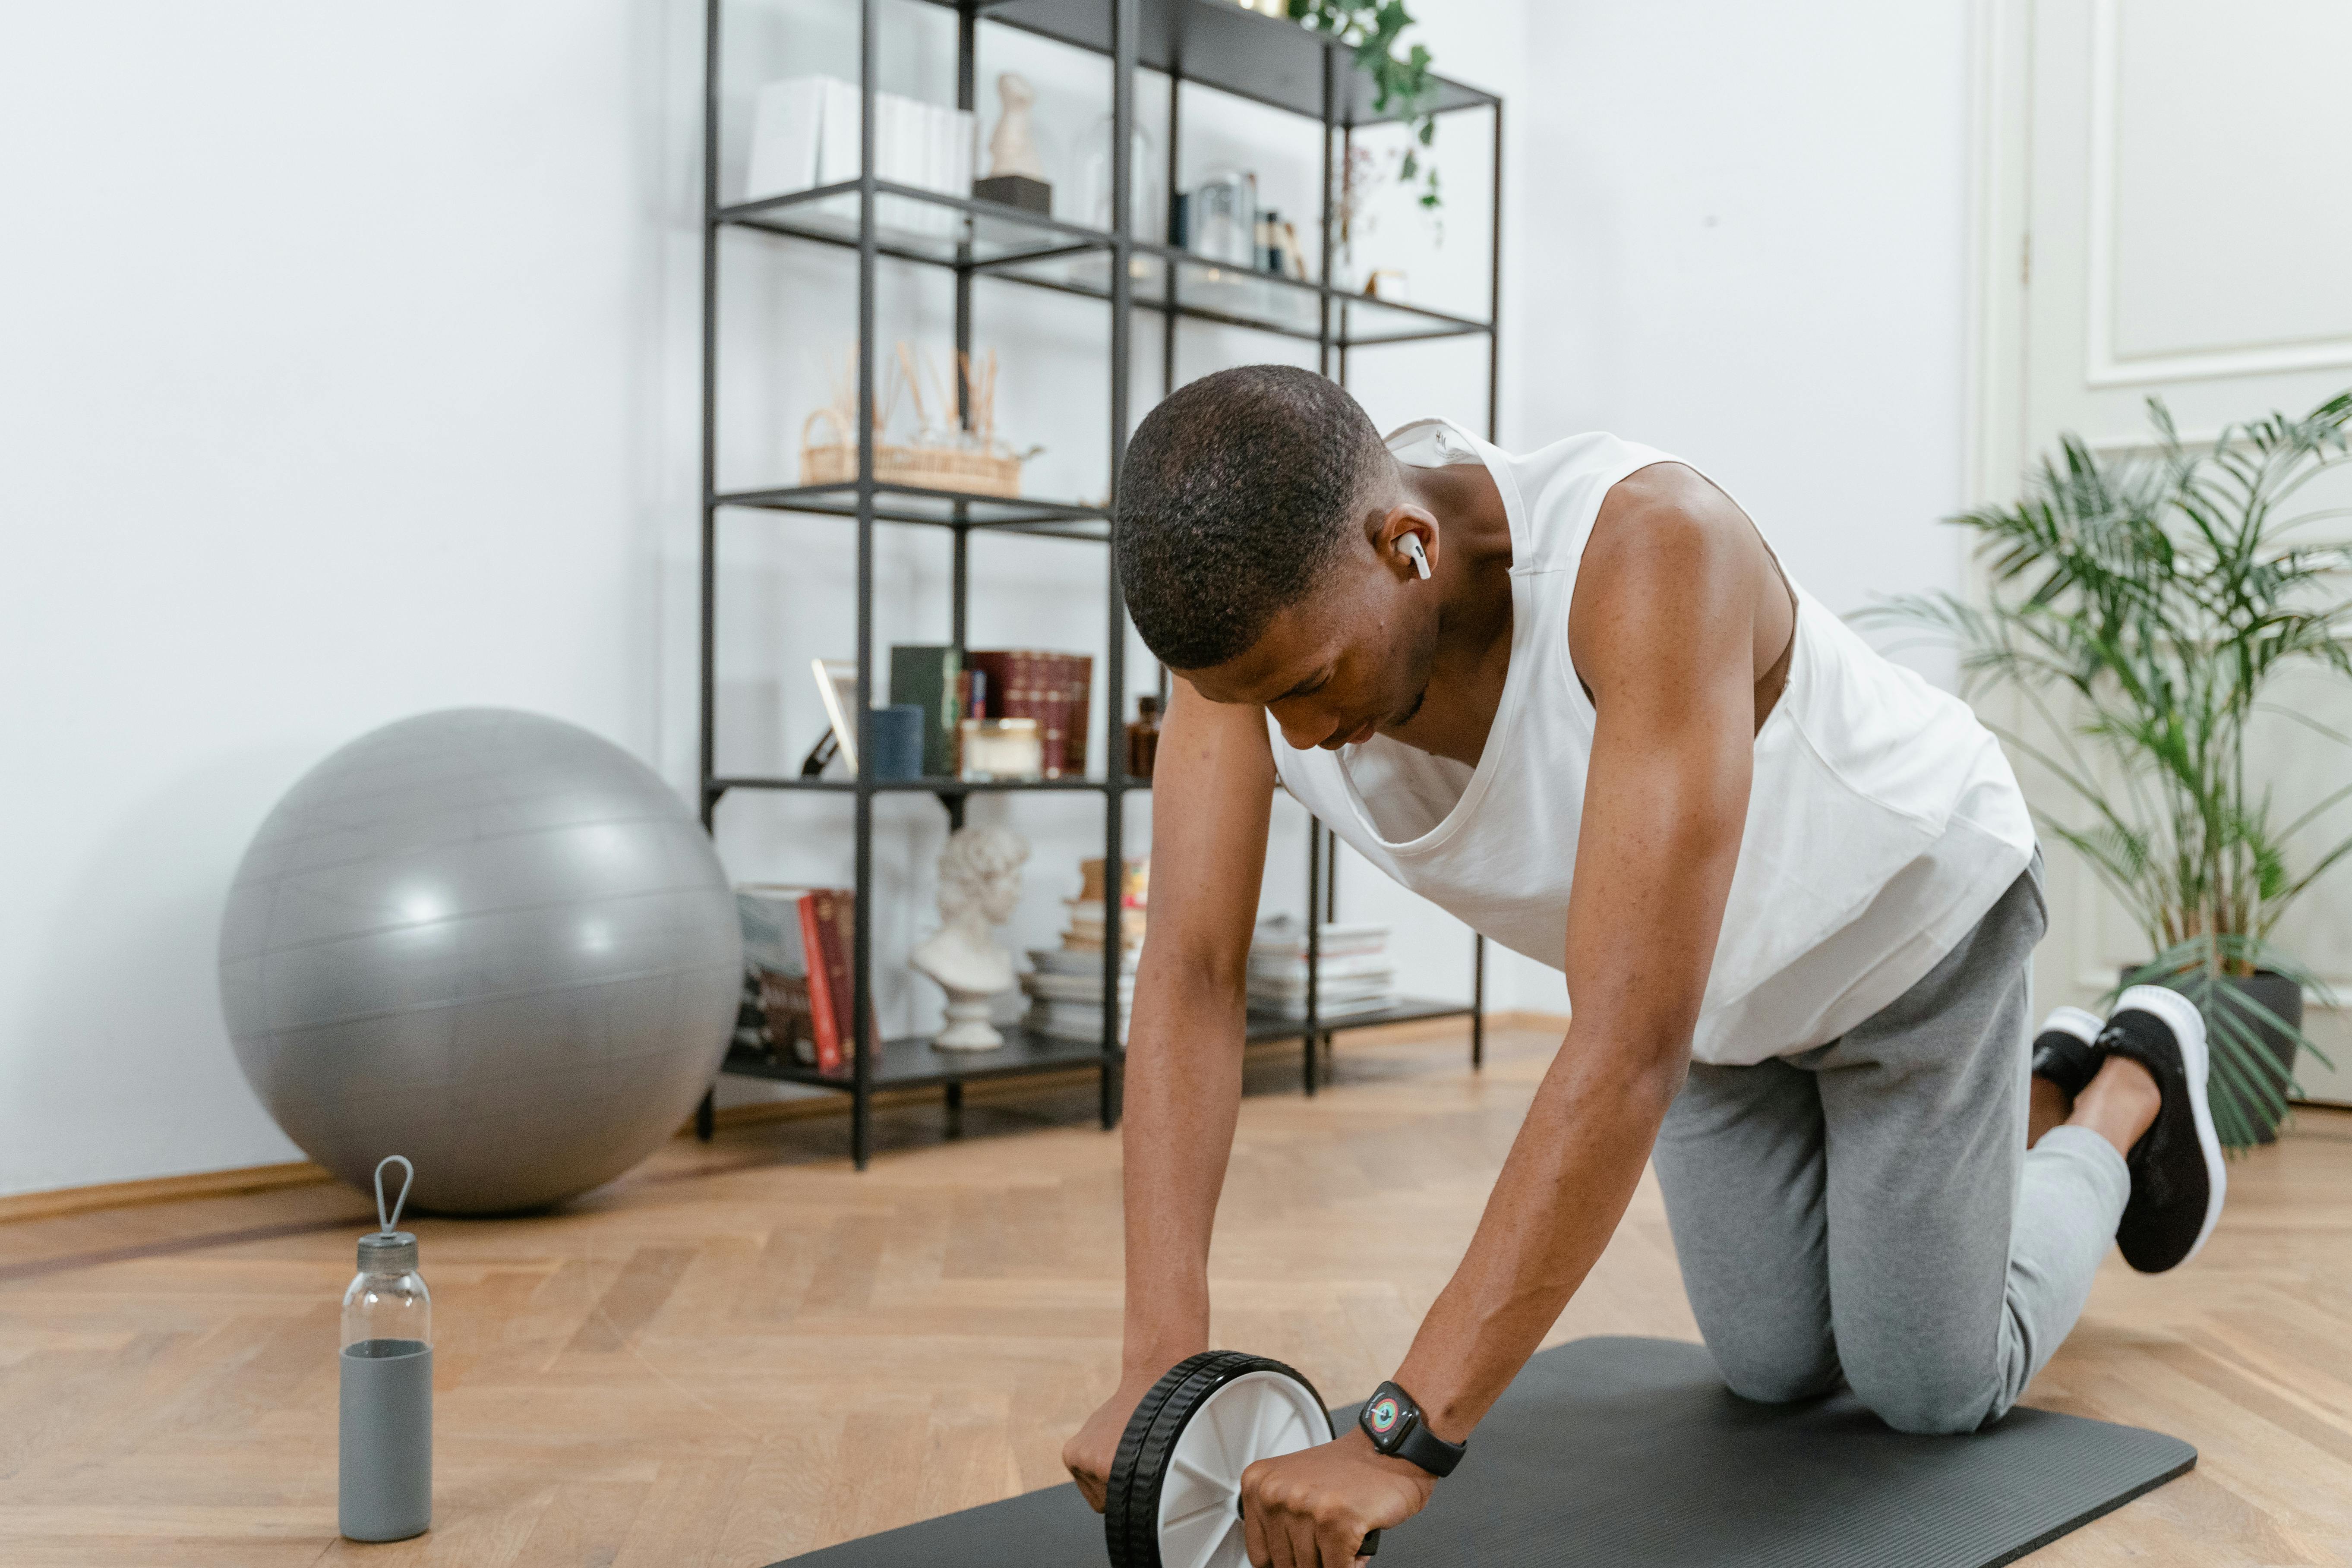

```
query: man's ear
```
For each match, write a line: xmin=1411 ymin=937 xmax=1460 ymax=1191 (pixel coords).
xmin=1372 ymin=504 xmax=1439 ymax=580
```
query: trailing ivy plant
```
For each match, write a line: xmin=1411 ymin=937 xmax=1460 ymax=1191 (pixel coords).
xmin=1288 ymin=0 xmax=1443 ymax=211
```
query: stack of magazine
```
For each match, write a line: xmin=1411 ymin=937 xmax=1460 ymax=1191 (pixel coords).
xmin=1023 ymin=857 xmax=1145 ymax=1042
xmin=1023 ymin=947 xmax=1135 ymax=1043
xmin=1247 ymin=916 xmax=1396 ymax=1021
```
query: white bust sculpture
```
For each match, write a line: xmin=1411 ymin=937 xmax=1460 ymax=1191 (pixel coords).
xmin=987 ymin=72 xmax=1046 ymax=181
xmin=911 ymin=823 xmax=1030 ymax=1050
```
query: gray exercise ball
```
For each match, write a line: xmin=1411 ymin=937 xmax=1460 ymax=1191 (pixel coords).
xmin=218 ymin=708 xmax=741 ymax=1214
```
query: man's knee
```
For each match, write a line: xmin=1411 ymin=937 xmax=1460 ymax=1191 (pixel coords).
xmin=1708 ymin=1334 xmax=1841 ymax=1407
xmin=1846 ymin=1360 xmax=2007 ymax=1435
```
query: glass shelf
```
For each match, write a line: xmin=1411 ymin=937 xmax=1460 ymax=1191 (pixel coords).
xmin=931 ymin=0 xmax=1500 ymax=126
xmin=720 ymin=997 xmax=1477 ymax=1093
xmin=715 ymin=480 xmax=1108 ymax=533
xmin=717 ymin=187 xmax=1491 ymax=347
xmin=1334 ymin=292 xmax=1495 ymax=346
xmin=1244 ymin=997 xmax=1481 ymax=1042
xmin=717 ymin=180 xmax=1110 ymax=268
xmin=709 ymin=774 xmax=1149 ymax=797
xmin=725 ymin=1025 xmax=1115 ymax=1094
xmin=985 ymin=245 xmax=1491 ymax=346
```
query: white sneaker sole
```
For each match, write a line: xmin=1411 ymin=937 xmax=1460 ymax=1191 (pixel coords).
xmin=2115 ymin=984 xmax=2227 ymax=1266
xmin=2039 ymin=1005 xmax=2106 ymax=1051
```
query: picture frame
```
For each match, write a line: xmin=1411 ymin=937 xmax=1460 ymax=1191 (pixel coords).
xmin=812 ymin=657 xmax=862 ymax=775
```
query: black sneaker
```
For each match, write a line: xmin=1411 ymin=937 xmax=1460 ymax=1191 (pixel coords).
xmin=2098 ymin=985 xmax=2226 ymax=1273
xmin=2031 ymin=1005 xmax=2107 ymax=1097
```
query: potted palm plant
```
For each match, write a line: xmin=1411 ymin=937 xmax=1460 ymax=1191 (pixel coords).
xmin=1871 ymin=392 xmax=2352 ymax=1147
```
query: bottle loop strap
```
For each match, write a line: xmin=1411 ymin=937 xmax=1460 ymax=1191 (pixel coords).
xmin=374 ymin=1155 xmax=414 ymax=1235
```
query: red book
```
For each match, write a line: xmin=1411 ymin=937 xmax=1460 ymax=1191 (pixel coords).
xmin=795 ymin=893 xmax=843 ymax=1073
xmin=807 ymin=887 xmax=881 ymax=1067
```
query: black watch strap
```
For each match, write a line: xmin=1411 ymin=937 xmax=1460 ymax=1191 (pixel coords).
xmin=1360 ymin=1381 xmax=1467 ymax=1478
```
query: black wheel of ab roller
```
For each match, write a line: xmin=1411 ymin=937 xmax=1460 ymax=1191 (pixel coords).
xmin=1105 ymin=1350 xmax=1379 ymax=1568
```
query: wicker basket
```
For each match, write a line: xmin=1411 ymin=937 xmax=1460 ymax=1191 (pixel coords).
xmin=802 ymin=410 xmax=1022 ymax=497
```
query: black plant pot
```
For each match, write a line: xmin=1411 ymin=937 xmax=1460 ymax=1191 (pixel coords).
xmin=2121 ymin=967 xmax=2304 ymax=1145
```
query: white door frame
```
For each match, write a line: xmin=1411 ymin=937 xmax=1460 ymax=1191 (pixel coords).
xmin=1962 ymin=0 xmax=2036 ymax=514
xmin=1960 ymin=0 xmax=2352 ymax=1097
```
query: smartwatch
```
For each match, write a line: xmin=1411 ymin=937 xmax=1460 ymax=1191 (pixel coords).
xmin=1357 ymin=1381 xmax=1466 ymax=1477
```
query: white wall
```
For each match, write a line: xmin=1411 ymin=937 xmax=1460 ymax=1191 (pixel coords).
xmin=1516 ymin=1 xmax=1973 ymax=637
xmin=1470 ymin=0 xmax=1976 ymax=1015
xmin=0 ymin=0 xmax=1974 ymax=1196
xmin=0 ymin=2 xmax=705 ymax=1196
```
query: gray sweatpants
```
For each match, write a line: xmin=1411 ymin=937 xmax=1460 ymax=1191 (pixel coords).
xmin=1650 ymin=859 xmax=2130 ymax=1434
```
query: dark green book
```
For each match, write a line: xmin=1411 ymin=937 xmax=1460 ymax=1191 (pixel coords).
xmin=889 ymin=645 xmax=963 ymax=778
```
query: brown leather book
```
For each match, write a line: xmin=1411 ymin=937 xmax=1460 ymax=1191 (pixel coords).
xmin=969 ymin=650 xmax=1093 ymax=777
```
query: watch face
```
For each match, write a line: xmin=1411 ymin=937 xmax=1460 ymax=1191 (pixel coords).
xmin=1365 ymin=1393 xmax=1406 ymax=1441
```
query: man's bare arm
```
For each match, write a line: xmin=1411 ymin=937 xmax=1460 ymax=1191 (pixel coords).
xmin=1063 ymin=677 xmax=1277 ymax=1507
xmin=1387 ymin=483 xmax=1764 ymax=1440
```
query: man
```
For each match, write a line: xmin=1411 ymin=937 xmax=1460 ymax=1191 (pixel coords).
xmin=1058 ymin=366 xmax=2226 ymax=1568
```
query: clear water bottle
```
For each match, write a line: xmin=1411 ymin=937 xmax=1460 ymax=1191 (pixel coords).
xmin=340 ymin=1155 xmax=432 ymax=1542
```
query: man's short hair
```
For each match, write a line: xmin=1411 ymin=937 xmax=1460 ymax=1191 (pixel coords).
xmin=1115 ymin=365 xmax=1391 ymax=670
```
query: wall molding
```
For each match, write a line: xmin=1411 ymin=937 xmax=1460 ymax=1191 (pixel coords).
xmin=0 ymin=1160 xmax=330 ymax=1226
xmin=2081 ymin=0 xmax=2352 ymax=388
xmin=3 ymin=1015 xmax=1548 ymax=1224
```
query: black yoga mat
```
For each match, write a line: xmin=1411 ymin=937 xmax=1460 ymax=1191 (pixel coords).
xmin=771 ymin=1335 xmax=2194 ymax=1568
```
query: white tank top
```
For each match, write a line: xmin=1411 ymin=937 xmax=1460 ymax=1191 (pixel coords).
xmin=1268 ymin=419 xmax=2035 ymax=1065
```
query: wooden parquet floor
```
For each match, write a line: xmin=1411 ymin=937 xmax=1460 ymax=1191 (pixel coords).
xmin=3 ymin=1020 xmax=2350 ymax=1567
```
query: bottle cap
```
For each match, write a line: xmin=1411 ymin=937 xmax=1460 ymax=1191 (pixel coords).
xmin=357 ymin=1231 xmax=419 ymax=1274
xmin=357 ymin=1155 xmax=418 ymax=1274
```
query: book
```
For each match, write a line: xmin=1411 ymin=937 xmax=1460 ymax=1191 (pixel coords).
xmin=808 ymin=887 xmax=881 ymax=1070
xmin=948 ymin=101 xmax=974 ymax=197
xmin=969 ymin=650 xmax=1093 ymax=777
xmin=796 ymin=891 xmax=843 ymax=1073
xmin=1246 ymin=971 xmax=1396 ymax=1001
xmin=1079 ymin=856 xmax=1149 ymax=908
xmin=735 ymin=887 xmax=823 ymax=1066
xmin=890 ymin=644 xmax=963 ymax=778
xmin=1064 ymin=899 xmax=1147 ymax=930
xmin=1022 ymin=970 xmax=1137 ymax=1003
xmin=737 ymin=883 xmax=879 ymax=1073
xmin=1029 ymin=946 xmax=1138 ymax=977
xmin=745 ymin=77 xmax=826 ymax=202
xmin=736 ymin=886 xmax=808 ymax=974
xmin=1030 ymin=1000 xmax=1131 ymax=1043
xmin=1064 ymin=901 xmax=1146 ymax=950
xmin=817 ymin=76 xmax=860 ymax=186
xmin=1247 ymin=951 xmax=1395 ymax=983
xmin=753 ymin=966 xmax=819 ymax=1065
xmin=1249 ymin=916 xmax=1389 ymax=961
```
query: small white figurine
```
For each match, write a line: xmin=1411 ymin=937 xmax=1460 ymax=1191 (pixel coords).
xmin=911 ymin=823 xmax=1030 ymax=1050
xmin=987 ymin=72 xmax=1046 ymax=181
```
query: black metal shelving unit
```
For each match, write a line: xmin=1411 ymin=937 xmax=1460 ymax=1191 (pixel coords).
xmin=696 ymin=0 xmax=1503 ymax=1167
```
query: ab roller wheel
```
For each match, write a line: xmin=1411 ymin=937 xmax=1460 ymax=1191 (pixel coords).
xmin=1105 ymin=1351 xmax=1380 ymax=1568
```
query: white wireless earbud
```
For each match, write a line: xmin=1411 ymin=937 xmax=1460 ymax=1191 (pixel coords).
xmin=1399 ymin=535 xmax=1432 ymax=580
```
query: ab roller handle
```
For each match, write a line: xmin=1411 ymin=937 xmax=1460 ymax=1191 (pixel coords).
xmin=1104 ymin=1352 xmax=1384 ymax=1568
xmin=1239 ymin=1499 xmax=1381 ymax=1560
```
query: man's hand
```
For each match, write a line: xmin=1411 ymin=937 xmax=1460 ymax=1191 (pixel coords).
xmin=1239 ymin=1427 xmax=1433 ymax=1568
xmin=1064 ymin=1368 xmax=1169 ymax=1511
